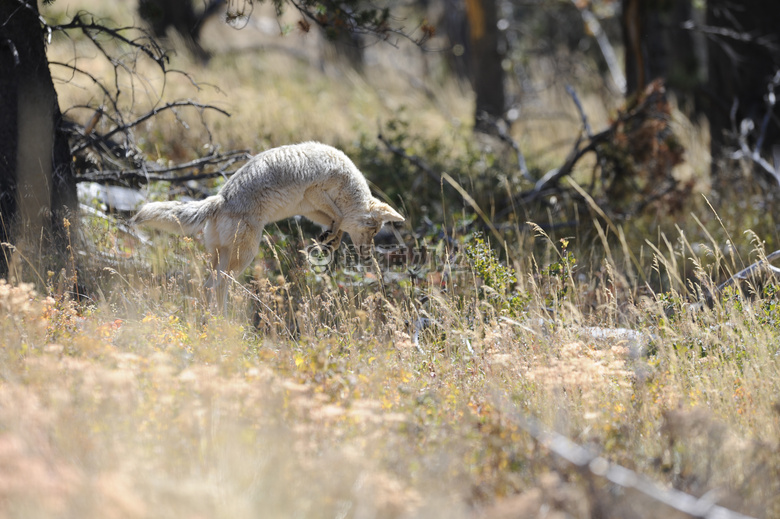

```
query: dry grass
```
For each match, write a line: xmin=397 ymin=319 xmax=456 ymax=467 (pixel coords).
xmin=4 ymin=2 xmax=779 ymax=518
xmin=3 ymin=223 xmax=780 ymax=518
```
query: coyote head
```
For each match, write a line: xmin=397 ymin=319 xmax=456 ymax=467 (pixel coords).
xmin=345 ymin=198 xmax=404 ymax=255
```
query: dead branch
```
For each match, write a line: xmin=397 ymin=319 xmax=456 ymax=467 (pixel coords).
xmin=287 ymin=0 xmax=432 ymax=47
xmin=506 ymin=408 xmax=757 ymax=519
xmin=474 ymin=113 xmax=533 ymax=182
xmin=686 ymin=250 xmax=780 ymax=312
xmin=682 ymin=20 xmax=780 ymax=50
xmin=48 ymin=13 xmax=245 ymax=192
xmin=378 ymin=133 xmax=442 ymax=184
xmin=729 ymin=70 xmax=780 ymax=186
xmin=572 ymin=0 xmax=626 ymax=94
xmin=76 ymin=150 xmax=251 ymax=184
xmin=717 ymin=249 xmax=780 ymax=292
xmin=498 ymin=80 xmax=677 ymax=219
xmin=51 ymin=13 xmax=168 ymax=70
xmin=72 ymin=101 xmax=231 ymax=155
xmin=51 ymin=61 xmax=121 ymax=115
xmin=565 ymin=85 xmax=592 ymax=138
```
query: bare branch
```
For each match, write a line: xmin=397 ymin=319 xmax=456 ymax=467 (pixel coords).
xmin=50 ymin=61 xmax=121 ymax=115
xmin=565 ymin=84 xmax=592 ymax=138
xmin=572 ymin=1 xmax=626 ymax=94
xmin=474 ymin=114 xmax=533 ymax=182
xmin=1 ymin=38 xmax=19 ymax=66
xmin=378 ymin=133 xmax=441 ymax=184
xmin=72 ymin=101 xmax=231 ymax=155
xmin=76 ymin=150 xmax=251 ymax=184
xmin=682 ymin=20 xmax=780 ymax=51
xmin=717 ymin=249 xmax=780 ymax=292
xmin=287 ymin=0 xmax=430 ymax=48
xmin=504 ymin=407 xmax=757 ymax=519
xmin=730 ymin=73 xmax=780 ymax=186
xmin=51 ymin=13 xmax=168 ymax=70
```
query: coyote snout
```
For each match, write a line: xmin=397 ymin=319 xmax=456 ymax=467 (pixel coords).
xmin=132 ymin=142 xmax=404 ymax=309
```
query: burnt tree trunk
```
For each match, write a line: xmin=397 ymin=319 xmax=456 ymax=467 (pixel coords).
xmin=138 ymin=0 xmax=224 ymax=60
xmin=0 ymin=0 xmax=77 ymax=278
xmin=465 ymin=0 xmax=506 ymax=132
xmin=621 ymin=0 xmax=700 ymax=101
xmin=706 ymin=0 xmax=780 ymax=167
xmin=440 ymin=0 xmax=471 ymax=81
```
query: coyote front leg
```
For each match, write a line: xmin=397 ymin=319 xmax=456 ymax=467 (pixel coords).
xmin=304 ymin=190 xmax=344 ymax=249
xmin=305 ymin=209 xmax=344 ymax=249
xmin=319 ymin=226 xmax=344 ymax=249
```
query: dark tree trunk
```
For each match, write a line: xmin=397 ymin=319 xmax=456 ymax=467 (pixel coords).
xmin=706 ymin=0 xmax=780 ymax=166
xmin=466 ymin=0 xmax=506 ymax=132
xmin=0 ymin=0 xmax=77 ymax=278
xmin=622 ymin=0 xmax=700 ymax=97
xmin=138 ymin=0 xmax=224 ymax=60
xmin=440 ymin=0 xmax=471 ymax=81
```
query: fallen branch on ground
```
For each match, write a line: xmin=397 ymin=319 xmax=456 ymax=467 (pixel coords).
xmin=716 ymin=249 xmax=780 ymax=292
xmin=505 ymin=407 xmax=756 ymax=519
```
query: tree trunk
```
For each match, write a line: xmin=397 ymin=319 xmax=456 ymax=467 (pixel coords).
xmin=465 ymin=0 xmax=506 ymax=132
xmin=0 ymin=0 xmax=77 ymax=279
xmin=622 ymin=1 xmax=700 ymax=94
xmin=706 ymin=0 xmax=780 ymax=166
xmin=439 ymin=0 xmax=471 ymax=81
xmin=138 ymin=0 xmax=223 ymax=60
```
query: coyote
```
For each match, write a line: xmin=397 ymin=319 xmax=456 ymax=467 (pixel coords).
xmin=132 ymin=142 xmax=404 ymax=304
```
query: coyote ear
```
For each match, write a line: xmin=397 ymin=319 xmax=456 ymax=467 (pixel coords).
xmin=371 ymin=199 xmax=405 ymax=223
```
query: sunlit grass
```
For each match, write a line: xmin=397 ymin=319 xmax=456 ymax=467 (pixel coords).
xmin=3 ymin=210 xmax=779 ymax=516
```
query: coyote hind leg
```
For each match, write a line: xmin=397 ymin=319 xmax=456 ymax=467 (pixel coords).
xmin=205 ymin=222 xmax=263 ymax=313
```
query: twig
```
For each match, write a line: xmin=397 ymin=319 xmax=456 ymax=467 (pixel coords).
xmin=565 ymin=84 xmax=592 ymax=138
xmin=287 ymin=0 xmax=429 ymax=48
xmin=1 ymin=38 xmax=19 ymax=66
xmin=476 ymin=114 xmax=534 ymax=182
xmin=76 ymin=150 xmax=250 ymax=184
xmin=72 ymin=101 xmax=231 ymax=155
xmin=755 ymin=70 xmax=780 ymax=153
xmin=682 ymin=20 xmax=779 ymax=50
xmin=50 ymin=61 xmax=121 ymax=115
xmin=52 ymin=13 xmax=168 ymax=70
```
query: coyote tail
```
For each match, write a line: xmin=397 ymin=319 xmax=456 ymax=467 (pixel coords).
xmin=131 ymin=196 xmax=222 ymax=235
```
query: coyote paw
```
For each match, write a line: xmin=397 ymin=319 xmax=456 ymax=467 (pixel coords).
xmin=319 ymin=229 xmax=343 ymax=249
